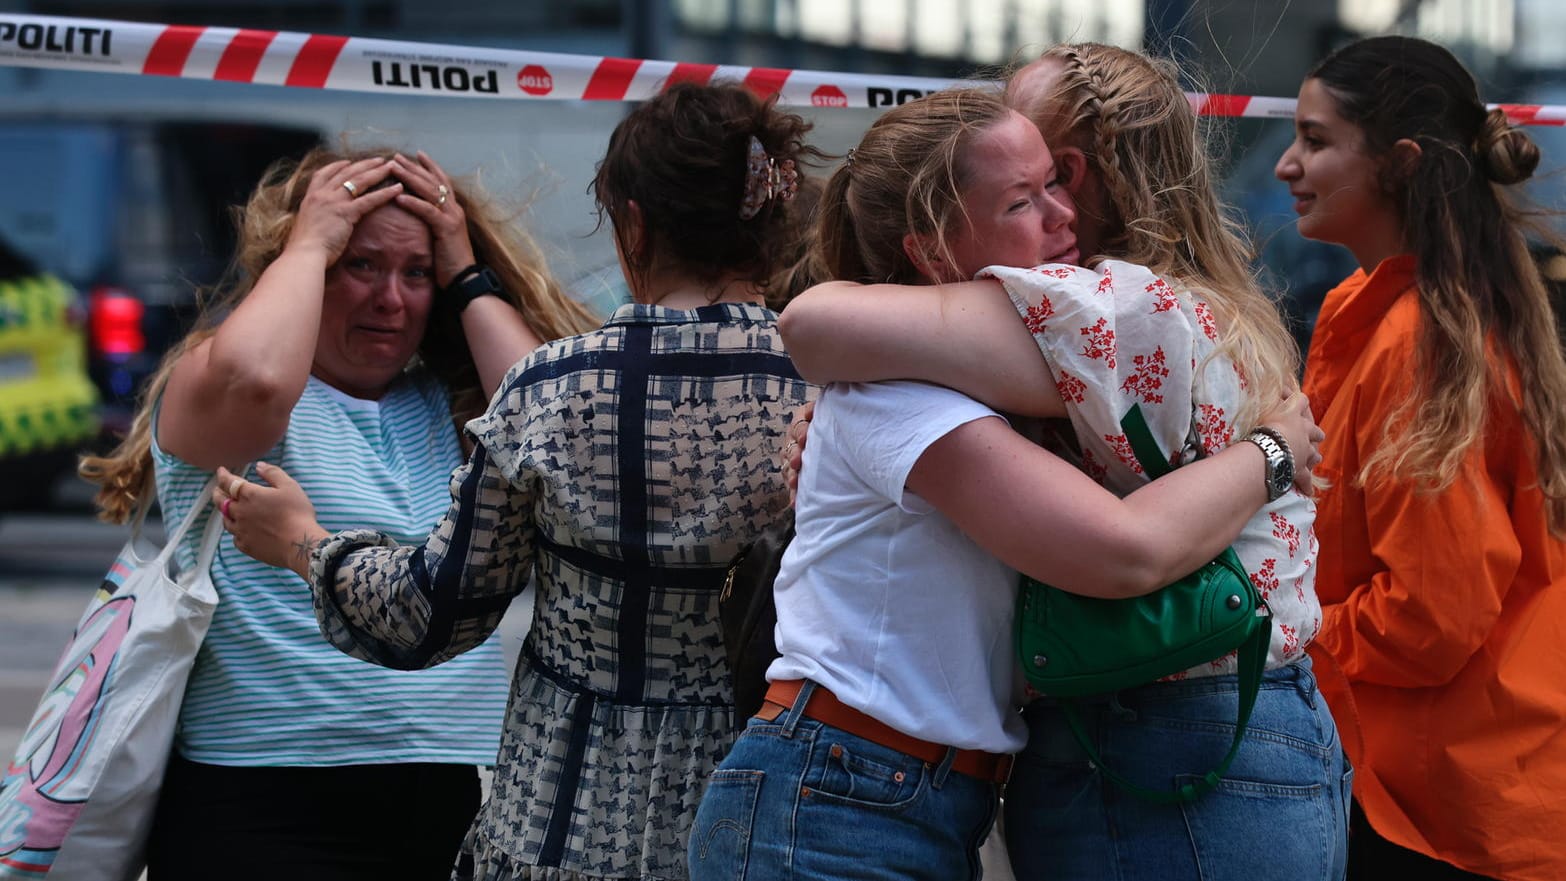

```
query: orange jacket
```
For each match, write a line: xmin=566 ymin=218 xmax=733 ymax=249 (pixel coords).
xmin=1304 ymin=255 xmax=1566 ymax=880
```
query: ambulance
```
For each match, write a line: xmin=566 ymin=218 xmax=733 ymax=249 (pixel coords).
xmin=0 ymin=237 xmax=98 ymax=510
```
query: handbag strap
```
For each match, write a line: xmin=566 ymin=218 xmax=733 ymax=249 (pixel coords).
xmin=1121 ymin=404 xmax=1177 ymax=480
xmin=1055 ymin=404 xmax=1271 ymax=804
xmin=1057 ymin=617 xmax=1271 ymax=804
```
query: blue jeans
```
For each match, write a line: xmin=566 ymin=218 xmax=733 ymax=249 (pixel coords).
xmin=688 ymin=681 xmax=1000 ymax=881
xmin=1005 ymin=659 xmax=1352 ymax=881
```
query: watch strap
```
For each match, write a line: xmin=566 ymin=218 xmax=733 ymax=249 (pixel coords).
xmin=1244 ymin=427 xmax=1293 ymax=502
xmin=445 ymin=264 xmax=504 ymax=312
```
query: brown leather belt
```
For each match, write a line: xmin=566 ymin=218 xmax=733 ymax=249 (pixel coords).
xmin=757 ymin=679 xmax=1013 ymax=784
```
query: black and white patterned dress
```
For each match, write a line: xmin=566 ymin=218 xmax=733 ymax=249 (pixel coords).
xmin=308 ymin=302 xmax=811 ymax=880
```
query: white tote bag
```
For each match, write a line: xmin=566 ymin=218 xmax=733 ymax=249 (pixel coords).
xmin=0 ymin=476 xmax=222 ymax=880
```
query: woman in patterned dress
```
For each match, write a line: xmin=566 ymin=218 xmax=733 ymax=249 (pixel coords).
xmin=770 ymin=48 xmax=1349 ymax=881
xmin=76 ymin=147 xmax=597 ymax=880
xmin=220 ymin=82 xmax=818 ymax=880
xmin=687 ymin=86 xmax=1327 ymax=881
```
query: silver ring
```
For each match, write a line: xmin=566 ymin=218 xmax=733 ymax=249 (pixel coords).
xmin=342 ymin=179 xmax=359 ymax=197
xmin=437 ymin=184 xmax=449 ymax=206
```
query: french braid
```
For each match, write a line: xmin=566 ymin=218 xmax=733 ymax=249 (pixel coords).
xmin=1013 ymin=43 xmax=1301 ymax=433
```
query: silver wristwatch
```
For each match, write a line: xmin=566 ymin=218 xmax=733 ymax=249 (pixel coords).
xmin=1244 ymin=427 xmax=1294 ymax=502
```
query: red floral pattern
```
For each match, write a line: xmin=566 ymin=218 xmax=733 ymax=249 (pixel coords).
xmin=1196 ymin=403 xmax=1233 ymax=451
xmin=1120 ymin=346 xmax=1169 ymax=404
xmin=1102 ymin=432 xmax=1143 ymax=475
xmin=1147 ymin=277 xmax=1179 ymax=313
xmin=1250 ymin=558 xmax=1280 ymax=601
xmin=1271 ymin=512 xmax=1301 ymax=558
xmin=1194 ymin=300 xmax=1218 ymax=341
xmin=1022 ymin=295 xmax=1055 ymax=334
xmin=1079 ymin=318 xmax=1117 ymax=368
xmin=1056 ymin=370 xmax=1087 ymax=404
xmin=1279 ymin=622 xmax=1300 ymax=656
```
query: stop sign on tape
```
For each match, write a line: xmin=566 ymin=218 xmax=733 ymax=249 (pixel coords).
xmin=811 ymin=85 xmax=848 ymax=108
xmin=517 ymin=64 xmax=553 ymax=96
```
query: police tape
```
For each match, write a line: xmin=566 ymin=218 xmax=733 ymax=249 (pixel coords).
xmin=3 ymin=12 xmax=1565 ymax=124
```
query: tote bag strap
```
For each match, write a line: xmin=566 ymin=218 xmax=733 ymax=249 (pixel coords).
xmin=118 ymin=472 xmax=162 ymax=568
xmin=1056 ymin=405 xmax=1271 ymax=804
xmin=151 ymin=474 xmax=226 ymax=580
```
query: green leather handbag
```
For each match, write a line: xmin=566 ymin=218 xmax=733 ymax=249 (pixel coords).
xmin=1014 ymin=405 xmax=1273 ymax=803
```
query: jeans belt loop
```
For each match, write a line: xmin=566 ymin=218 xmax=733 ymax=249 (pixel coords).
xmin=777 ymin=678 xmax=815 ymax=737
xmin=929 ymin=746 xmax=957 ymax=790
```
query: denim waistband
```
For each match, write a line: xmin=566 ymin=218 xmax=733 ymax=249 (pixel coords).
xmin=1034 ymin=656 xmax=1317 ymax=708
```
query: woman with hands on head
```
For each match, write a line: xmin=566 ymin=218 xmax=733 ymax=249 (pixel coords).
xmin=773 ymin=45 xmax=1348 ymax=881
xmin=688 ymin=87 xmax=1325 ymax=881
xmin=78 ymin=146 xmax=596 ymax=881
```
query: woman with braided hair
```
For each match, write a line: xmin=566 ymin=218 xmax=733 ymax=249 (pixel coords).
xmin=1276 ymin=36 xmax=1566 ymax=881
xmin=774 ymin=44 xmax=1347 ymax=880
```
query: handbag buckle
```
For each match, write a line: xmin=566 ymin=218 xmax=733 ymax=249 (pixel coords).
xmin=720 ymin=562 xmax=740 ymax=603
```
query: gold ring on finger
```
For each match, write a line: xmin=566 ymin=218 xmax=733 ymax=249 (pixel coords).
xmin=437 ymin=184 xmax=449 ymax=206
xmin=342 ymin=179 xmax=359 ymax=197
xmin=229 ymin=476 xmax=245 ymax=498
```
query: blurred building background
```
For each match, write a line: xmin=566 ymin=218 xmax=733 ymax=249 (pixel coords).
xmin=1 ymin=0 xmax=1564 ymax=405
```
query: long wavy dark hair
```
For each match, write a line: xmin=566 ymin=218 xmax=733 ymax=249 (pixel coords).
xmin=1310 ymin=35 xmax=1566 ymax=532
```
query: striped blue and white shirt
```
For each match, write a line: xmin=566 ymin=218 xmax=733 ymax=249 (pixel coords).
xmin=152 ymin=369 xmax=508 ymax=767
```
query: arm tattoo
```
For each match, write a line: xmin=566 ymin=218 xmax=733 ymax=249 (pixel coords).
xmin=292 ymin=534 xmax=318 ymax=567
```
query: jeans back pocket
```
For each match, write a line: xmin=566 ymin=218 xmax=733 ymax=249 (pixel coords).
xmin=690 ymin=769 xmax=764 ymax=881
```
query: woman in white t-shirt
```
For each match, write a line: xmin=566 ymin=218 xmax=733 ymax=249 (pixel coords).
xmin=687 ymin=87 xmax=1320 ymax=881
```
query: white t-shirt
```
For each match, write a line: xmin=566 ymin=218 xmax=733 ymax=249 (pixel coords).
xmin=766 ymin=380 xmax=1026 ymax=754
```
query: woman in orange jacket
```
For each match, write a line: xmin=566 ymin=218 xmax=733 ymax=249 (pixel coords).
xmin=1275 ymin=35 xmax=1566 ymax=880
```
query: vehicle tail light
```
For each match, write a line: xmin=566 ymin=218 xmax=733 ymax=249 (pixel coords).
xmin=90 ymin=286 xmax=146 ymax=359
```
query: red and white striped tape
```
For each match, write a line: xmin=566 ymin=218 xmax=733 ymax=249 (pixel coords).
xmin=3 ymin=13 xmax=1565 ymax=124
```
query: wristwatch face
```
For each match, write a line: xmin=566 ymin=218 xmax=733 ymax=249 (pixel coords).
xmin=1269 ymin=455 xmax=1294 ymax=499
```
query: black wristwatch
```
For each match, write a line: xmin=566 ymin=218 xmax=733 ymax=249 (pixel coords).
xmin=1245 ymin=426 xmax=1294 ymax=502
xmin=445 ymin=264 xmax=504 ymax=313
